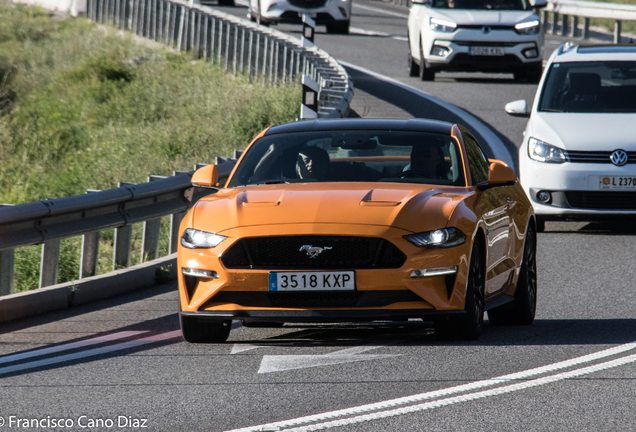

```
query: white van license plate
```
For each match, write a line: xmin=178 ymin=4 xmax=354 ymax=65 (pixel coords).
xmin=599 ymin=176 xmax=636 ymax=190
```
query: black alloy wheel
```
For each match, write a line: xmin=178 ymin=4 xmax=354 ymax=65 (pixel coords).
xmin=436 ymin=238 xmax=485 ymax=340
xmin=488 ymin=223 xmax=537 ymax=325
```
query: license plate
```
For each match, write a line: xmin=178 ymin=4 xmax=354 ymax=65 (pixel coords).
xmin=599 ymin=176 xmax=636 ymax=190
xmin=298 ymin=12 xmax=317 ymax=18
xmin=470 ymin=47 xmax=505 ymax=56
xmin=269 ymin=271 xmax=355 ymax=291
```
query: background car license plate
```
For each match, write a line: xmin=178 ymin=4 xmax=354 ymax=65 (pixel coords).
xmin=470 ymin=47 xmax=505 ymax=56
xmin=599 ymin=176 xmax=636 ymax=190
xmin=269 ymin=271 xmax=355 ymax=291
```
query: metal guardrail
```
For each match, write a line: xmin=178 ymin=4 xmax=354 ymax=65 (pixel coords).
xmin=0 ymin=0 xmax=353 ymax=298
xmin=543 ymin=0 xmax=636 ymax=42
xmin=87 ymin=0 xmax=353 ymax=117
xmin=0 ymin=158 xmax=236 ymax=295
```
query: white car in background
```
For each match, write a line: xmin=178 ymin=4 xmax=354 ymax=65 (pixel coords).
xmin=505 ymin=43 xmax=636 ymax=231
xmin=407 ymin=0 xmax=546 ymax=81
xmin=248 ymin=0 xmax=351 ymax=34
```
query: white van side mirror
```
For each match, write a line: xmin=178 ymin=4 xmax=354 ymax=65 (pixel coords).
xmin=505 ymin=100 xmax=530 ymax=118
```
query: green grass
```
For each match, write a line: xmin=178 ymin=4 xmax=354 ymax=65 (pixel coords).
xmin=0 ymin=0 xmax=301 ymax=292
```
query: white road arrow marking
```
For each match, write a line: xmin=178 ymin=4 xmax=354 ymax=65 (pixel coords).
xmin=231 ymin=344 xmax=261 ymax=354
xmin=258 ymin=344 xmax=400 ymax=374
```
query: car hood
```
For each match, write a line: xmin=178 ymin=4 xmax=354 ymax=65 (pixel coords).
xmin=191 ymin=183 xmax=470 ymax=234
xmin=430 ymin=9 xmax=536 ymax=26
xmin=529 ymin=112 xmax=636 ymax=151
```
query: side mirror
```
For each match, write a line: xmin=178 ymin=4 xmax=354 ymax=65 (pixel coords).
xmin=191 ymin=165 xmax=219 ymax=189
xmin=529 ymin=0 xmax=547 ymax=8
xmin=488 ymin=161 xmax=517 ymax=185
xmin=505 ymin=100 xmax=530 ymax=118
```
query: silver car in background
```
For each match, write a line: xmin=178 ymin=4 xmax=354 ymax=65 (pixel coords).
xmin=248 ymin=0 xmax=351 ymax=34
xmin=407 ymin=0 xmax=547 ymax=81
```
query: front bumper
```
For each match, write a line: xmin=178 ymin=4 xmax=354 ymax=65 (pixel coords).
xmin=423 ymin=29 xmax=542 ymax=73
xmin=177 ymin=224 xmax=472 ymax=319
xmin=520 ymin=156 xmax=636 ymax=218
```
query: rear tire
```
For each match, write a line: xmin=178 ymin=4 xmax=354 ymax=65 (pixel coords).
xmin=436 ymin=238 xmax=485 ymax=340
xmin=488 ymin=224 xmax=537 ymax=325
xmin=180 ymin=315 xmax=231 ymax=343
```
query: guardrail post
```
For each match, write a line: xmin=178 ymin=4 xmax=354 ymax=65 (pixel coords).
xmin=614 ymin=20 xmax=621 ymax=43
xmin=142 ymin=176 xmax=166 ymax=262
xmin=170 ymin=171 xmax=191 ymax=254
xmin=0 ymin=249 xmax=14 ymax=296
xmin=560 ymin=14 xmax=568 ymax=36
xmin=571 ymin=16 xmax=578 ymax=38
xmin=40 ymin=239 xmax=61 ymax=288
xmin=552 ymin=12 xmax=559 ymax=35
xmin=300 ymin=75 xmax=318 ymax=119
xmin=114 ymin=182 xmax=135 ymax=270
xmin=80 ymin=190 xmax=101 ymax=279
xmin=583 ymin=17 xmax=590 ymax=39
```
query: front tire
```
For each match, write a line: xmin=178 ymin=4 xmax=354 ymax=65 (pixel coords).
xmin=408 ymin=37 xmax=420 ymax=76
xmin=436 ymin=238 xmax=485 ymax=340
xmin=419 ymin=42 xmax=435 ymax=81
xmin=488 ymin=224 xmax=537 ymax=325
xmin=180 ymin=314 xmax=231 ymax=343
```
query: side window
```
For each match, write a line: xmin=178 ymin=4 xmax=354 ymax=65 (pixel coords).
xmin=463 ymin=133 xmax=489 ymax=184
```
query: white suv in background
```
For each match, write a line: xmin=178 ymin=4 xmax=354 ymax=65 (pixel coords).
xmin=407 ymin=0 xmax=546 ymax=81
xmin=248 ymin=0 xmax=351 ymax=34
xmin=505 ymin=43 xmax=636 ymax=230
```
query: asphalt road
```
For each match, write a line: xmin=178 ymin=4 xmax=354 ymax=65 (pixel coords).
xmin=1 ymin=2 xmax=636 ymax=432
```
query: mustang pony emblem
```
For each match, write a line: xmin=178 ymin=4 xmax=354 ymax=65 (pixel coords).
xmin=299 ymin=245 xmax=332 ymax=258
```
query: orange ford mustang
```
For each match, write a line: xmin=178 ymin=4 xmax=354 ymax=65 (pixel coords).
xmin=177 ymin=118 xmax=537 ymax=342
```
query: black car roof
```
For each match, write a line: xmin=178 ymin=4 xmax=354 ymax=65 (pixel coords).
xmin=264 ymin=118 xmax=455 ymax=136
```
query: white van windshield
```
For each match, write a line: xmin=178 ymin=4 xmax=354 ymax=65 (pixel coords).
xmin=539 ymin=61 xmax=636 ymax=113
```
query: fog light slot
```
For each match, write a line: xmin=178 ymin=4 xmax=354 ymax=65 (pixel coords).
xmin=523 ymin=48 xmax=539 ymax=59
xmin=411 ymin=266 xmax=457 ymax=278
xmin=182 ymin=268 xmax=219 ymax=279
xmin=431 ymin=45 xmax=450 ymax=57
xmin=536 ymin=190 xmax=552 ymax=204
xmin=338 ymin=6 xmax=347 ymax=17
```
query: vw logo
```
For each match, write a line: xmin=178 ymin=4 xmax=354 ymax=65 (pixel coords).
xmin=482 ymin=26 xmax=491 ymax=34
xmin=610 ymin=149 xmax=628 ymax=166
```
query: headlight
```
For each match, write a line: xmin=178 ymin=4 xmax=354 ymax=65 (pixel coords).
xmin=181 ymin=229 xmax=227 ymax=249
xmin=515 ymin=20 xmax=540 ymax=35
xmin=527 ymin=137 xmax=567 ymax=164
xmin=404 ymin=228 xmax=466 ymax=248
xmin=430 ymin=17 xmax=457 ymax=33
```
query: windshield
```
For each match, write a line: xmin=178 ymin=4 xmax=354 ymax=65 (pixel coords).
xmin=227 ymin=130 xmax=466 ymax=187
xmin=539 ymin=61 xmax=636 ymax=113
xmin=430 ymin=0 xmax=530 ymax=10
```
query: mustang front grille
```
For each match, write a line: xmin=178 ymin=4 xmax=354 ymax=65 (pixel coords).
xmin=565 ymin=191 xmax=636 ymax=210
xmin=565 ymin=150 xmax=636 ymax=164
xmin=221 ymin=236 xmax=406 ymax=270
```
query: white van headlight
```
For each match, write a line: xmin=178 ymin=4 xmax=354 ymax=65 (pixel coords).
xmin=528 ymin=138 xmax=567 ymax=164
